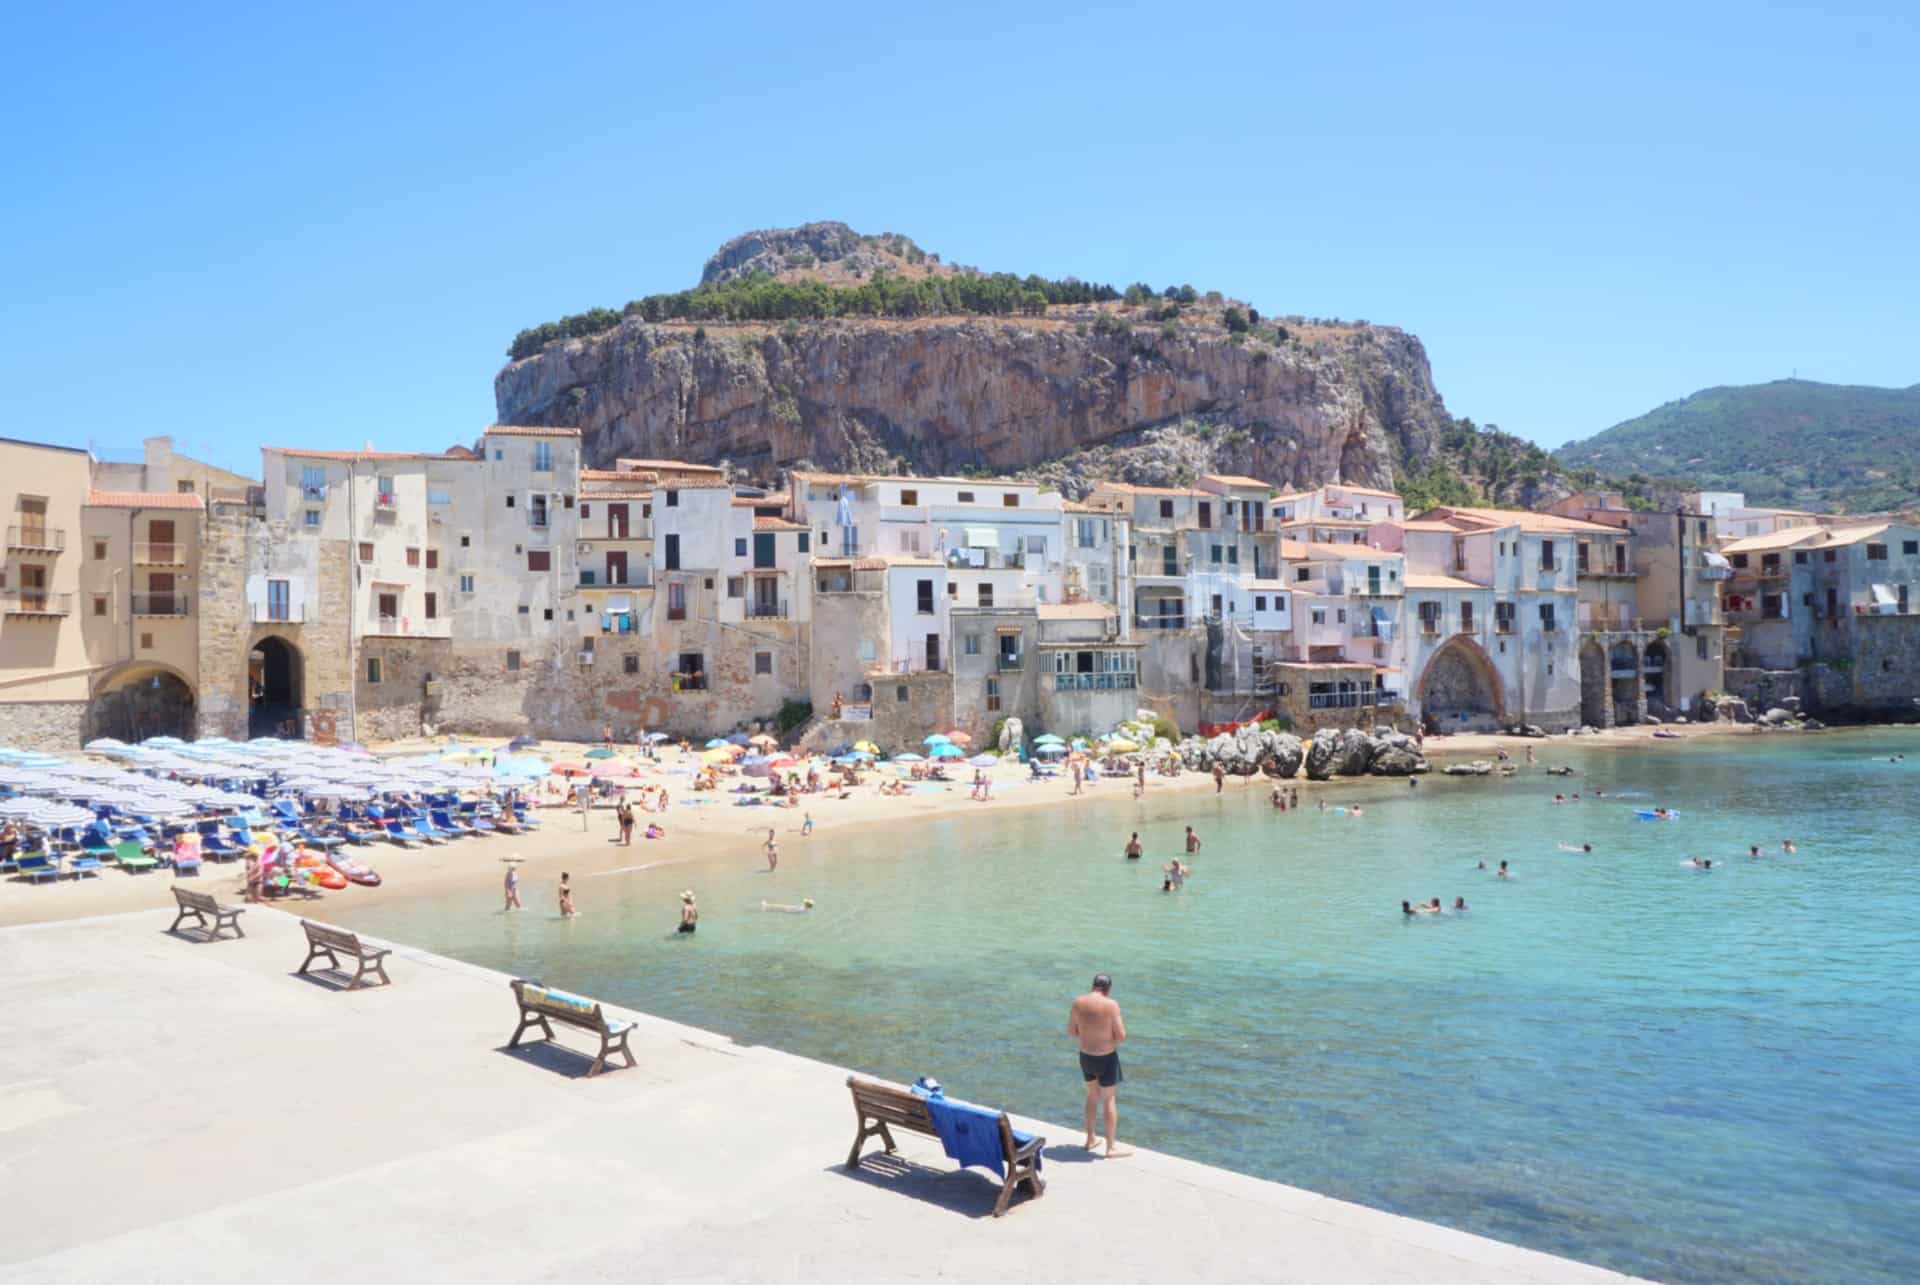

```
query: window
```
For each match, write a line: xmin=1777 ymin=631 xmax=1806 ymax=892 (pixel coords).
xmin=1697 ymin=634 xmax=1709 ymax=661
xmin=667 ymin=582 xmax=687 ymax=621
xmin=494 ymin=449 xmax=503 ymax=461
xmin=428 ymin=488 xmax=450 ymax=505
xmin=947 ymin=582 xmax=957 ymax=597
xmin=1076 ymin=518 xmax=1099 ymax=548
xmin=358 ymin=542 xmax=373 ymax=562
xmin=506 ymin=650 xmax=521 ymax=671
xmin=1495 ymin=601 xmax=1515 ymax=634
xmin=964 ymin=633 xmax=981 ymax=655
xmin=1823 ymin=550 xmax=1837 ymax=563
xmin=797 ymin=532 xmax=809 ymax=552
xmin=460 ymin=534 xmax=471 ymax=547
xmin=533 ymin=441 xmax=553 ymax=471
xmin=529 ymin=494 xmax=548 ymax=528
xmin=1540 ymin=540 xmax=1556 ymax=571
xmin=1729 ymin=553 xmax=1749 ymax=569
xmin=986 ymin=676 xmax=1001 ymax=712
xmin=377 ymin=476 xmax=395 ymax=499
xmin=754 ymin=651 xmax=772 ymax=675
xmin=1336 ymin=607 xmax=1346 ymax=623
xmin=424 ymin=592 xmax=437 ymax=619
xmin=896 ymin=529 xmax=922 ymax=553
xmin=406 ymin=547 xmax=420 ymax=567
xmin=505 ymin=494 xmax=515 ymax=508
xmin=517 ymin=605 xmax=529 ymax=615
xmin=140 ymin=632 xmax=154 ymax=649
xmin=899 ymin=489 xmax=918 ymax=506
xmin=1418 ymin=601 xmax=1441 ymax=633
xmin=426 ymin=549 xmax=438 ymax=569
xmin=897 ymin=684 xmax=910 ymax=702
xmin=1311 ymin=608 xmax=1327 ymax=625
xmin=1539 ymin=602 xmax=1558 ymax=631
xmin=301 ymin=465 xmax=327 ymax=498
xmin=957 ymin=491 xmax=974 ymax=503
xmin=663 ymin=534 xmax=680 ymax=571
xmin=267 ymin=579 xmax=290 ymax=621
xmin=580 ymin=635 xmax=594 ymax=655
xmin=1197 ymin=501 xmax=1212 ymax=529
xmin=998 ymin=633 xmax=1021 ymax=669
xmin=1793 ymin=551 xmax=1808 ymax=564
xmin=677 ymin=652 xmax=706 ymax=690
xmin=623 ymin=655 xmax=640 ymax=674
xmin=1255 ymin=595 xmax=1267 ymax=611
xmin=92 ymin=540 xmax=107 ymax=560
xmin=527 ymin=550 xmax=551 ymax=572
xmin=1210 ymin=544 xmax=1223 ymax=564
xmin=917 ymin=579 xmax=935 ymax=614
xmin=735 ymin=538 xmax=748 ymax=557
xmin=1867 ymin=543 xmax=1888 ymax=560
xmin=727 ymin=577 xmax=743 ymax=599
xmin=977 ymin=582 xmax=994 ymax=608
xmin=376 ymin=591 xmax=398 ymax=623
xmin=1002 ymin=493 xmax=1018 ymax=507
xmin=305 ymin=510 xmax=321 ymax=528
xmin=1460 ymin=601 xmax=1474 ymax=632
xmin=459 ymin=574 xmax=475 ymax=593
xmin=1227 ymin=546 xmax=1238 ymax=566
xmin=1159 ymin=499 xmax=1175 ymax=519
xmin=1577 ymin=542 xmax=1590 ymax=572
xmin=543 ymin=608 xmax=553 ymax=621
xmin=92 ymin=594 xmax=107 ymax=616
xmin=366 ymin=657 xmax=383 ymax=684
xmin=579 ymin=504 xmax=591 ymax=519
xmin=1295 ymin=567 xmax=1309 ymax=582
xmin=665 ymin=490 xmax=679 ymax=507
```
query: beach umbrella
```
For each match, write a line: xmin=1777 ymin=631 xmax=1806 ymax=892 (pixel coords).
xmin=704 ymin=738 xmax=730 ymax=749
xmin=0 ymin=797 xmax=42 ymax=819
xmin=584 ymin=748 xmax=617 ymax=760
xmin=507 ymin=735 xmax=539 ymax=751
xmin=83 ymin=738 xmax=127 ymax=751
xmin=700 ymin=748 xmax=735 ymax=764
xmin=930 ymin=744 xmax=964 ymax=759
xmin=726 ymin=732 xmax=750 ymax=746
xmin=853 ymin=741 xmax=880 ymax=755
xmin=923 ymin=733 xmax=951 ymax=745
xmin=493 ymin=756 xmax=548 ymax=779
xmin=945 ymin=731 xmax=972 ymax=746
xmin=892 ymin=752 xmax=924 ymax=763
xmin=967 ymin=754 xmax=996 ymax=767
xmin=549 ymin=761 xmax=590 ymax=776
xmin=1034 ymin=743 xmax=1067 ymax=758
xmin=1107 ymin=739 xmax=1141 ymax=753
xmin=1071 ymin=738 xmax=1089 ymax=750
xmin=1033 ymin=734 xmax=1065 ymax=745
xmin=748 ymin=734 xmax=779 ymax=749
xmin=845 ymin=749 xmax=876 ymax=761
xmin=740 ymin=756 xmax=773 ymax=778
xmin=767 ymin=756 xmax=802 ymax=769
xmin=26 ymin=801 xmax=97 ymax=829
xmin=645 ymin=732 xmax=670 ymax=743
xmin=124 ymin=796 xmax=199 ymax=818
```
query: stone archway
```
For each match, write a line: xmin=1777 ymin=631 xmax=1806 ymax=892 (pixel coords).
xmin=1579 ymin=640 xmax=1610 ymax=728
xmin=250 ymin=636 xmax=304 ymax=738
xmin=1643 ymin=640 xmax=1669 ymax=711
xmin=1609 ymin=640 xmax=1643 ymax=726
xmin=89 ymin=662 xmax=196 ymax=742
xmin=1417 ymin=637 xmax=1505 ymax=731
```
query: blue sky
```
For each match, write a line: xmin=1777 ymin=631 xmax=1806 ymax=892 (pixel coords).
xmin=3 ymin=1 xmax=1914 ymax=477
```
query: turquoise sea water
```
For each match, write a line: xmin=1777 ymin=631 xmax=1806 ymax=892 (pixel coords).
xmin=335 ymin=732 xmax=1920 ymax=1283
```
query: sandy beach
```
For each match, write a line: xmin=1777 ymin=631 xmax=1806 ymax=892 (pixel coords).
xmin=0 ymin=720 xmax=1761 ymax=929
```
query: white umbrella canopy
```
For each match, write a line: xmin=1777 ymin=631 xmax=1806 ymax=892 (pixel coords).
xmin=83 ymin=738 xmax=128 ymax=751
xmin=0 ymin=797 xmax=44 ymax=819
xmin=26 ymin=802 xmax=98 ymax=829
xmin=6 ymin=774 xmax=72 ymax=795
xmin=121 ymin=796 xmax=198 ymax=818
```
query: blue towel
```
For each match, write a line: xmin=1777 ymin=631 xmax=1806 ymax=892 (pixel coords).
xmin=910 ymin=1083 xmax=1039 ymax=1178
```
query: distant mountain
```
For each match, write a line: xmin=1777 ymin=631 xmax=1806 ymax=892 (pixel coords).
xmin=1557 ymin=379 xmax=1920 ymax=513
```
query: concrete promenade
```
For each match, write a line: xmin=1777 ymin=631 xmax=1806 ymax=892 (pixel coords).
xmin=0 ymin=909 xmax=1645 ymax=1284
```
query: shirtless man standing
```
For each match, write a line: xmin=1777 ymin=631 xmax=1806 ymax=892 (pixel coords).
xmin=1068 ymin=974 xmax=1131 ymax=1157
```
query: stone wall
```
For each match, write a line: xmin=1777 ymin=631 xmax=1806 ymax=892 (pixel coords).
xmin=1832 ymin=616 xmax=1920 ymax=717
xmin=0 ymin=700 xmax=86 ymax=750
xmin=1723 ymin=667 xmax=1804 ymax=713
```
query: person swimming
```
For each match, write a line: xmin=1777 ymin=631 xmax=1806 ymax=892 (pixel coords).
xmin=1552 ymin=793 xmax=1567 ymax=804
xmin=1452 ymin=897 xmax=1467 ymax=911
xmin=1557 ymin=842 xmax=1593 ymax=853
xmin=1748 ymin=844 xmax=1762 ymax=858
xmin=761 ymin=898 xmax=815 ymax=913
xmin=1684 ymin=857 xmax=1713 ymax=870
xmin=1402 ymin=899 xmax=1439 ymax=916
xmin=1476 ymin=860 xmax=1486 ymax=870
xmin=1497 ymin=860 xmax=1510 ymax=879
xmin=1782 ymin=838 xmax=1796 ymax=853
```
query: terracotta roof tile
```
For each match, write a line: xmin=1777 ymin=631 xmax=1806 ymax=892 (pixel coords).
xmin=753 ymin=516 xmax=808 ymax=532
xmin=1405 ymin=573 xmax=1482 ymax=590
xmin=267 ymin=447 xmax=457 ymax=461
xmin=484 ymin=424 xmax=581 ymax=438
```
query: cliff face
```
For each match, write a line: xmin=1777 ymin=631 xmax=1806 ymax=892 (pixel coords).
xmin=494 ymin=314 xmax=1452 ymax=494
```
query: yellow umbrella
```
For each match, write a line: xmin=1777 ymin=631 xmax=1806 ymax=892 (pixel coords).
xmin=748 ymin=734 xmax=779 ymax=749
xmin=702 ymin=748 xmax=735 ymax=763
xmin=1107 ymin=739 xmax=1140 ymax=752
xmin=853 ymin=740 xmax=880 ymax=754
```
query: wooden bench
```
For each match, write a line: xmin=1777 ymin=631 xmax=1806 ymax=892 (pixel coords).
xmin=169 ymin=887 xmax=246 ymax=940
xmin=507 ymin=979 xmax=635 ymax=1076
xmin=297 ymin=920 xmax=392 ymax=989
xmin=845 ymin=1076 xmax=1046 ymax=1217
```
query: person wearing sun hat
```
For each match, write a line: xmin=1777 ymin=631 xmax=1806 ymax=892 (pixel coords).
xmin=677 ymin=890 xmax=698 ymax=934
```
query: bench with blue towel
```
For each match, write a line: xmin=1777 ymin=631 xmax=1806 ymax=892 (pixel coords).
xmin=845 ymin=1076 xmax=1046 ymax=1217
xmin=507 ymin=978 xmax=635 ymax=1077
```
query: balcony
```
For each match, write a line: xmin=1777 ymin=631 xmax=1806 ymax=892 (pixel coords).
xmin=370 ymin=614 xmax=402 ymax=634
xmin=1051 ymin=671 xmax=1137 ymax=691
xmin=1133 ymin=613 xmax=1190 ymax=631
xmin=579 ymin=570 xmax=653 ymax=589
xmin=250 ymin=602 xmax=306 ymax=624
xmin=131 ymin=593 xmax=189 ymax=617
xmin=133 ymin=541 xmax=186 ymax=566
xmin=6 ymin=525 xmax=64 ymax=552
xmin=1308 ymin=688 xmax=1401 ymax=710
xmin=2 ymin=591 xmax=70 ymax=616
xmin=301 ymin=484 xmax=329 ymax=503
xmin=746 ymin=599 xmax=790 ymax=620
xmin=997 ymin=652 xmax=1024 ymax=672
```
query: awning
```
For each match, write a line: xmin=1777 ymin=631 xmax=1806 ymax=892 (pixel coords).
xmin=1701 ymin=550 xmax=1731 ymax=570
xmin=1871 ymin=583 xmax=1897 ymax=606
xmin=964 ymin=527 xmax=1000 ymax=549
xmin=605 ymin=596 xmax=632 ymax=614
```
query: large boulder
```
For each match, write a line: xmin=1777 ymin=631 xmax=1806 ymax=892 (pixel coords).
xmin=1329 ymin=727 xmax=1377 ymax=776
xmin=1763 ymin=707 xmax=1792 ymax=726
xmin=1370 ymin=745 xmax=1428 ymax=775
xmin=1304 ymin=735 xmax=1338 ymax=780
xmin=1444 ymin=760 xmax=1494 ymax=776
xmin=1265 ymin=732 xmax=1304 ymax=778
xmin=999 ymin=717 xmax=1023 ymax=754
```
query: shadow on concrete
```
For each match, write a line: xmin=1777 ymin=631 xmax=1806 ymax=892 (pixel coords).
xmin=831 ymin=1153 xmax=1039 ymax=1219
xmin=288 ymin=968 xmax=385 ymax=993
xmin=161 ymin=927 xmax=241 ymax=946
xmin=494 ymin=1040 xmax=624 ymax=1080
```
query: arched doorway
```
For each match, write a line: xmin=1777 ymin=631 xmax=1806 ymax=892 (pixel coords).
xmin=89 ymin=664 xmax=196 ymax=743
xmin=1417 ymin=638 xmax=1504 ymax=732
xmin=1643 ymin=640 xmax=1669 ymax=711
xmin=1609 ymin=641 xmax=1641 ymax=726
xmin=1579 ymin=641 xmax=1609 ymax=728
xmin=249 ymin=636 xmax=304 ymax=738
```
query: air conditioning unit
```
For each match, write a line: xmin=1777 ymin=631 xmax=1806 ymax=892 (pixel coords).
xmin=576 ymin=651 xmax=594 ymax=665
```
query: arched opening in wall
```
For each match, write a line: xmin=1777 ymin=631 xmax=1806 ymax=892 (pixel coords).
xmin=249 ymin=636 xmax=304 ymax=738
xmin=89 ymin=664 xmax=196 ymax=743
xmin=1643 ymin=640 xmax=1669 ymax=711
xmin=1416 ymin=638 xmax=1504 ymax=732
xmin=1609 ymin=641 xmax=1641 ymax=725
xmin=1579 ymin=641 xmax=1608 ymax=727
